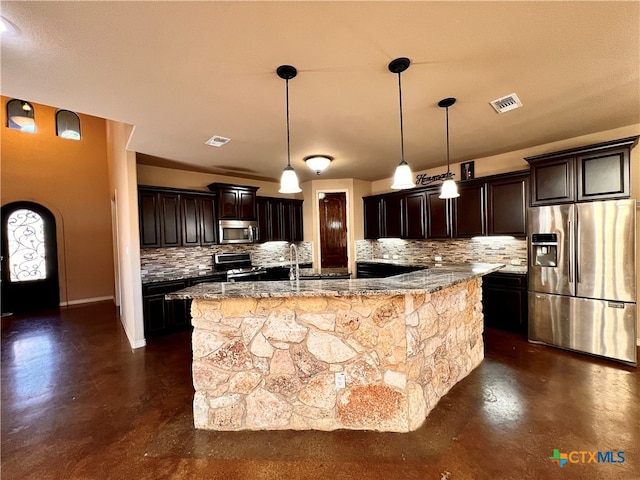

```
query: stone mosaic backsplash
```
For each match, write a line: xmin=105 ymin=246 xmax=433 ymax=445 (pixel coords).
xmin=140 ymin=242 xmax=313 ymax=280
xmin=356 ymin=237 xmax=528 ymax=266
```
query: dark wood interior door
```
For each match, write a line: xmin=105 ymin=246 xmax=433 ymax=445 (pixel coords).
xmin=1 ymin=201 xmax=60 ymax=313
xmin=319 ymin=193 xmax=348 ymax=268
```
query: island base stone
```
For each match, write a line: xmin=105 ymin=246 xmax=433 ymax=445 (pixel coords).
xmin=190 ymin=277 xmax=484 ymax=432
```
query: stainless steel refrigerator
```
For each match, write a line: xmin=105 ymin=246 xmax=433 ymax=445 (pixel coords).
xmin=528 ymin=199 xmax=637 ymax=365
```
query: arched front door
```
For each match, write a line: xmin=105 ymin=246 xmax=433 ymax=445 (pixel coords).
xmin=1 ymin=202 xmax=60 ymax=313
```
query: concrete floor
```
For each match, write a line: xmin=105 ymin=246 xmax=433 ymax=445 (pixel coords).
xmin=1 ymin=301 xmax=638 ymax=480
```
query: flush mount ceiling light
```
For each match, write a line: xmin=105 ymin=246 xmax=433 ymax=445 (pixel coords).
xmin=389 ymin=57 xmax=416 ymax=190
xmin=277 ymin=65 xmax=302 ymax=194
xmin=304 ymin=155 xmax=332 ymax=175
xmin=438 ymin=97 xmax=460 ymax=199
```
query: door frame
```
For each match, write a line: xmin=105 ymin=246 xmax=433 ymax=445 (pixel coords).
xmin=1 ymin=201 xmax=60 ymax=313
xmin=314 ymin=189 xmax=351 ymax=270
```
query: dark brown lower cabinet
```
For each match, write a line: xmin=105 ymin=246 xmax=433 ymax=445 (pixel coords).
xmin=142 ymin=280 xmax=190 ymax=337
xmin=482 ymin=272 xmax=528 ymax=334
xmin=142 ymin=273 xmax=227 ymax=338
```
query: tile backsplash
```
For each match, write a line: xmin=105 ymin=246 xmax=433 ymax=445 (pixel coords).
xmin=141 ymin=242 xmax=313 ymax=280
xmin=355 ymin=237 xmax=528 ymax=265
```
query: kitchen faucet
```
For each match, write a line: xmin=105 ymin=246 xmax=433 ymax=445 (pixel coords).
xmin=289 ymin=243 xmax=300 ymax=282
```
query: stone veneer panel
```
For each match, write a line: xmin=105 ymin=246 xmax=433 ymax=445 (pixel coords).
xmin=190 ymin=277 xmax=484 ymax=432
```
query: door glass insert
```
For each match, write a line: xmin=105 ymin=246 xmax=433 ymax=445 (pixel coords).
xmin=7 ymin=209 xmax=47 ymax=282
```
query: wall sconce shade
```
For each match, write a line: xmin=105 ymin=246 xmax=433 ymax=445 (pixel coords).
xmin=305 ymin=155 xmax=332 ymax=175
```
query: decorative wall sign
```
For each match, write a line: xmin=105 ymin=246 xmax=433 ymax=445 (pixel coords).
xmin=461 ymin=161 xmax=475 ymax=180
xmin=415 ymin=171 xmax=454 ymax=186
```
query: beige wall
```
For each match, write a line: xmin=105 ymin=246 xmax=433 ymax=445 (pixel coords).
xmin=371 ymin=124 xmax=640 ymax=195
xmin=136 ymin=163 xmax=303 ymax=199
xmin=1 ymin=97 xmax=115 ymax=305
xmin=106 ymin=121 xmax=145 ymax=348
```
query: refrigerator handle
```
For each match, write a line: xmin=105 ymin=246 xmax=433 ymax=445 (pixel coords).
xmin=575 ymin=211 xmax=580 ymax=284
xmin=568 ymin=220 xmax=574 ymax=284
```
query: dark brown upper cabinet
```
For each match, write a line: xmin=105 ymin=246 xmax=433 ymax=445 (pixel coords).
xmin=487 ymin=172 xmax=529 ymax=237
xmin=362 ymin=170 xmax=529 ymax=241
xmin=453 ymin=181 xmax=486 ymax=238
xmin=181 ymin=193 xmax=218 ymax=246
xmin=207 ymin=183 xmax=259 ymax=220
xmin=403 ymin=191 xmax=427 ymax=239
xmin=526 ymin=136 xmax=638 ymax=206
xmin=381 ymin=194 xmax=403 ymax=238
xmin=138 ymin=186 xmax=217 ymax=248
xmin=256 ymin=196 xmax=303 ymax=243
xmin=426 ymin=190 xmax=451 ymax=239
xmin=363 ymin=196 xmax=383 ymax=240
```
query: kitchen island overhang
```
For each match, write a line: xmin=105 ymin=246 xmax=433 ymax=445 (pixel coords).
xmin=167 ymin=263 xmax=503 ymax=432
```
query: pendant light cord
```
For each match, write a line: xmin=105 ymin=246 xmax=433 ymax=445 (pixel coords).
xmin=285 ymin=78 xmax=291 ymax=167
xmin=397 ymin=72 xmax=405 ymax=162
xmin=445 ymin=106 xmax=450 ymax=174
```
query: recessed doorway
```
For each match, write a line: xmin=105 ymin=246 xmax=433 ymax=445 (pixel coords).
xmin=318 ymin=192 xmax=348 ymax=268
xmin=1 ymin=201 xmax=60 ymax=313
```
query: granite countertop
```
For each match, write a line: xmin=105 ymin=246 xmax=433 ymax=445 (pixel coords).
xmin=142 ymin=268 xmax=225 ymax=285
xmin=166 ymin=262 xmax=504 ymax=300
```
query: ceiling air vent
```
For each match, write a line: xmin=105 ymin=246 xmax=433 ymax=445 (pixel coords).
xmin=489 ymin=93 xmax=522 ymax=114
xmin=205 ymin=135 xmax=231 ymax=147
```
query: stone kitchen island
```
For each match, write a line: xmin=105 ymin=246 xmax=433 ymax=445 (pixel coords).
xmin=167 ymin=263 xmax=502 ymax=432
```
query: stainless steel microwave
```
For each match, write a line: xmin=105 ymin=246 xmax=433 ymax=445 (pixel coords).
xmin=218 ymin=220 xmax=258 ymax=244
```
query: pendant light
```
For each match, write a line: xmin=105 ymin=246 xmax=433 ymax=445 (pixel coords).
xmin=438 ymin=97 xmax=460 ymax=199
xmin=389 ymin=57 xmax=416 ymax=190
xmin=277 ymin=65 xmax=302 ymax=194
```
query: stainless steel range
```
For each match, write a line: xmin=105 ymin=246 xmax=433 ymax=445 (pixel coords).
xmin=214 ymin=253 xmax=266 ymax=282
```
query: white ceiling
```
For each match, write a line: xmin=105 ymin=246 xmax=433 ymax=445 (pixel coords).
xmin=2 ymin=1 xmax=639 ymax=184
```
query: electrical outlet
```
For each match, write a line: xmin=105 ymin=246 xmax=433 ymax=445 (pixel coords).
xmin=510 ymin=259 xmax=522 ymax=266
xmin=392 ymin=254 xmax=399 ymax=259
xmin=382 ymin=254 xmax=389 ymax=259
xmin=435 ymin=256 xmax=443 ymax=262
xmin=334 ymin=372 xmax=346 ymax=390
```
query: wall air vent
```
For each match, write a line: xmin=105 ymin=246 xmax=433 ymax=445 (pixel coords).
xmin=205 ymin=135 xmax=231 ymax=147
xmin=489 ymin=93 xmax=522 ymax=114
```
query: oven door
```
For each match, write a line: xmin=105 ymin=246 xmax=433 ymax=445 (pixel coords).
xmin=218 ymin=220 xmax=258 ymax=244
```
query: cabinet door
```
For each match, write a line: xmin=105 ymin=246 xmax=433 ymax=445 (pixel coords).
xmin=482 ymin=274 xmax=528 ymax=334
xmin=159 ymin=193 xmax=181 ymax=247
xmin=530 ymin=157 xmax=575 ymax=205
xmin=453 ymin=182 xmax=486 ymax=238
xmin=291 ymin=200 xmax=304 ymax=242
xmin=142 ymin=295 xmax=167 ymax=337
xmin=256 ymin=197 xmax=271 ymax=243
xmin=488 ymin=175 xmax=528 ymax=236
xmin=270 ymin=200 xmax=285 ymax=241
xmin=238 ymin=191 xmax=257 ymax=220
xmin=218 ymin=189 xmax=239 ymax=219
xmin=426 ymin=190 xmax=451 ymax=239
xmin=199 ymin=196 xmax=217 ymax=245
xmin=181 ymin=195 xmax=200 ymax=246
xmin=576 ymin=146 xmax=630 ymax=201
xmin=283 ymin=199 xmax=304 ymax=242
xmin=403 ymin=191 xmax=426 ymax=239
xmin=139 ymin=191 xmax=161 ymax=247
xmin=381 ymin=194 xmax=403 ymax=238
xmin=363 ymin=196 xmax=383 ymax=239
